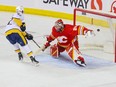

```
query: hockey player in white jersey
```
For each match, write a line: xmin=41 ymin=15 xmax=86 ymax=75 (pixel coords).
xmin=5 ymin=6 xmax=39 ymax=64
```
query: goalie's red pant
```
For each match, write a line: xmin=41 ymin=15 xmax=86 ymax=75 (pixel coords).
xmin=50 ymin=40 xmax=85 ymax=63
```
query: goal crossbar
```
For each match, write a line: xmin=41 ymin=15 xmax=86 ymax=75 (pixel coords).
xmin=73 ymin=8 xmax=116 ymax=25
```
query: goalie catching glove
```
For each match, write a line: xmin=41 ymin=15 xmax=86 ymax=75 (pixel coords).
xmin=84 ymin=28 xmax=95 ymax=37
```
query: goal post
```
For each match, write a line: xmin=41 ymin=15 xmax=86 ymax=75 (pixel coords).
xmin=73 ymin=8 xmax=116 ymax=63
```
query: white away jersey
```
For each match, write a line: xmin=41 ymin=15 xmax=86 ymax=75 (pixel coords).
xmin=5 ymin=13 xmax=24 ymax=32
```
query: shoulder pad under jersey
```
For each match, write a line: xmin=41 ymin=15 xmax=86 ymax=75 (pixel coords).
xmin=12 ymin=13 xmax=24 ymax=21
xmin=12 ymin=13 xmax=20 ymax=19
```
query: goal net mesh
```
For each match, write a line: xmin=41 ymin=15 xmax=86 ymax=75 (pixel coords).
xmin=73 ymin=8 xmax=116 ymax=62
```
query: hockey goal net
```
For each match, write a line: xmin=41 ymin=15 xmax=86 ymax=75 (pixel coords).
xmin=73 ymin=8 xmax=116 ymax=62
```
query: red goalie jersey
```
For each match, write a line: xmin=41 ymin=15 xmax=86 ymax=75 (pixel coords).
xmin=42 ymin=19 xmax=93 ymax=66
xmin=47 ymin=24 xmax=92 ymax=48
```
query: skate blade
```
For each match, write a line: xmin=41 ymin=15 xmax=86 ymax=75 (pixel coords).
xmin=20 ymin=59 xmax=39 ymax=67
xmin=75 ymin=61 xmax=86 ymax=67
xmin=32 ymin=62 xmax=39 ymax=67
xmin=76 ymin=62 xmax=86 ymax=67
xmin=19 ymin=58 xmax=23 ymax=61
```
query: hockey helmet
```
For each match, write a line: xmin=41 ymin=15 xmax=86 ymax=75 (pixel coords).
xmin=16 ymin=6 xmax=24 ymax=15
xmin=54 ymin=19 xmax=64 ymax=32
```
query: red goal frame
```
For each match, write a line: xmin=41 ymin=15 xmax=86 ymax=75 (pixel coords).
xmin=73 ymin=8 xmax=116 ymax=63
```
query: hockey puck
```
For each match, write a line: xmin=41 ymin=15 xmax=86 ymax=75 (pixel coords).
xmin=97 ymin=29 xmax=100 ymax=32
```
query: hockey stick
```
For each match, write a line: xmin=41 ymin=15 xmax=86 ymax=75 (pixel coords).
xmin=24 ymin=30 xmax=41 ymax=48
xmin=32 ymin=39 xmax=47 ymax=55
xmin=32 ymin=39 xmax=41 ymax=48
xmin=25 ymin=31 xmax=44 ymax=55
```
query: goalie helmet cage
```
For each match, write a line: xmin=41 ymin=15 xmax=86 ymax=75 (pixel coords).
xmin=73 ymin=8 xmax=116 ymax=63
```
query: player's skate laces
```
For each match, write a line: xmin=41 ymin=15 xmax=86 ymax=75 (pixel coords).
xmin=30 ymin=56 xmax=39 ymax=64
xmin=18 ymin=52 xmax=23 ymax=61
xmin=74 ymin=56 xmax=86 ymax=67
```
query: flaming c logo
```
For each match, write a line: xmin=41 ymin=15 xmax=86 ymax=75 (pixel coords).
xmin=91 ymin=0 xmax=103 ymax=10
xmin=111 ymin=0 xmax=116 ymax=13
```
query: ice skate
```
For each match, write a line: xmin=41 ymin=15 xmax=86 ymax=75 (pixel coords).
xmin=74 ymin=56 xmax=86 ymax=67
xmin=18 ymin=52 xmax=23 ymax=61
xmin=30 ymin=56 xmax=39 ymax=64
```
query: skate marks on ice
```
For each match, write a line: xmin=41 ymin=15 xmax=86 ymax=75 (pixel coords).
xmin=36 ymin=52 xmax=116 ymax=69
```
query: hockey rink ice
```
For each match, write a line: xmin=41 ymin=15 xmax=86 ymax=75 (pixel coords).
xmin=0 ymin=12 xmax=116 ymax=87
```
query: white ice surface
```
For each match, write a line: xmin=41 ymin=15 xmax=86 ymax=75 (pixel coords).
xmin=0 ymin=12 xmax=116 ymax=87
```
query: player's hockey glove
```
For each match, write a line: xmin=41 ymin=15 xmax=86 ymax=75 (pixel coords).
xmin=42 ymin=42 xmax=50 ymax=51
xmin=26 ymin=33 xmax=33 ymax=40
xmin=20 ymin=22 xmax=26 ymax=31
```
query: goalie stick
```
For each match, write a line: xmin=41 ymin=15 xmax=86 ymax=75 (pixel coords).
xmin=32 ymin=39 xmax=45 ymax=55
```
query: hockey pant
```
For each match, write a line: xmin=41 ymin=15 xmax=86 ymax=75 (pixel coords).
xmin=6 ymin=31 xmax=34 ymax=57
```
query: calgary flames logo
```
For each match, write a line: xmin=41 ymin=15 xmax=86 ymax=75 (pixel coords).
xmin=111 ymin=0 xmax=116 ymax=13
xmin=91 ymin=0 xmax=103 ymax=10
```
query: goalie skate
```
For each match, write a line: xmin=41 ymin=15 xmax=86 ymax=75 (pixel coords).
xmin=74 ymin=60 xmax=86 ymax=67
xmin=74 ymin=56 xmax=86 ymax=67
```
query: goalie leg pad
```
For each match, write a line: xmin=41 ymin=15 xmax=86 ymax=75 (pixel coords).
xmin=65 ymin=44 xmax=74 ymax=59
xmin=73 ymin=39 xmax=79 ymax=50
xmin=50 ymin=44 xmax=59 ymax=58
xmin=66 ymin=44 xmax=86 ymax=66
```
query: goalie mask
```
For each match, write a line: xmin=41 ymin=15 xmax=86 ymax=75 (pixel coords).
xmin=16 ymin=6 xmax=24 ymax=16
xmin=54 ymin=19 xmax=64 ymax=32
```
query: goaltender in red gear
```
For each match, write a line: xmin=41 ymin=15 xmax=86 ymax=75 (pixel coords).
xmin=42 ymin=19 xmax=94 ymax=66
